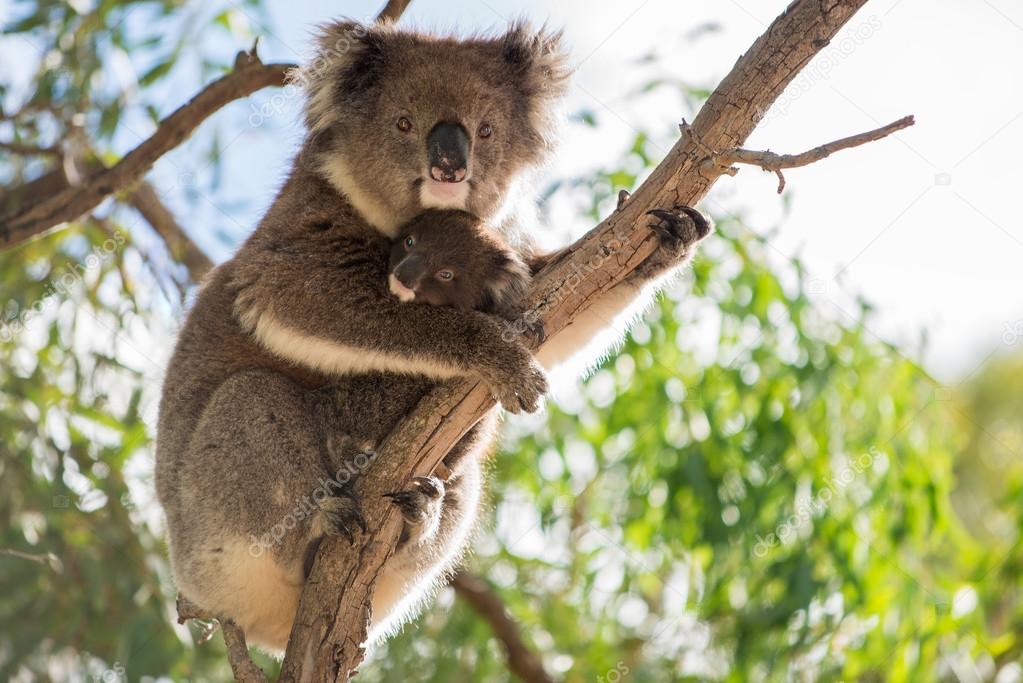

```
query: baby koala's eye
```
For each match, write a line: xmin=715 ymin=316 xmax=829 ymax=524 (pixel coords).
xmin=478 ymin=123 xmax=493 ymax=138
xmin=397 ymin=117 xmax=413 ymax=133
xmin=436 ymin=270 xmax=454 ymax=281
xmin=404 ymin=236 xmax=415 ymax=249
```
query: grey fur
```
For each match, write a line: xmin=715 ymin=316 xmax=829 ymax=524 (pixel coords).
xmin=155 ymin=19 xmax=709 ymax=655
xmin=156 ymin=21 xmax=568 ymax=653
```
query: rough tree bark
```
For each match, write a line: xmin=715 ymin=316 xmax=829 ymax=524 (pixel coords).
xmin=280 ymin=0 xmax=912 ymax=681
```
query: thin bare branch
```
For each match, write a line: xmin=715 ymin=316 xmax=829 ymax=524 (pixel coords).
xmin=177 ymin=596 xmax=268 ymax=683
xmin=376 ymin=0 xmax=412 ymax=22
xmin=281 ymin=1 xmax=908 ymax=682
xmin=221 ymin=621 xmax=270 ymax=683
xmin=127 ymin=181 xmax=214 ymax=281
xmin=0 ymin=140 xmax=60 ymax=157
xmin=710 ymin=115 xmax=916 ymax=193
xmin=0 ymin=50 xmax=296 ymax=249
xmin=0 ymin=548 xmax=64 ymax=572
xmin=451 ymin=571 xmax=554 ymax=683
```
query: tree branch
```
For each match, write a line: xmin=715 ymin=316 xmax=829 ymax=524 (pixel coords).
xmin=280 ymin=1 xmax=907 ymax=681
xmin=0 ymin=154 xmax=214 ymax=283
xmin=451 ymin=571 xmax=554 ymax=683
xmin=376 ymin=0 xmax=412 ymax=22
xmin=0 ymin=547 xmax=64 ymax=572
xmin=177 ymin=596 xmax=268 ymax=683
xmin=127 ymin=181 xmax=214 ymax=281
xmin=0 ymin=140 xmax=60 ymax=157
xmin=709 ymin=114 xmax=916 ymax=193
xmin=0 ymin=50 xmax=296 ymax=249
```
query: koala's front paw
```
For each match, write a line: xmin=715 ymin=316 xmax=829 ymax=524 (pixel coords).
xmin=483 ymin=346 xmax=549 ymax=415
xmin=317 ymin=491 xmax=367 ymax=544
xmin=635 ymin=206 xmax=711 ymax=278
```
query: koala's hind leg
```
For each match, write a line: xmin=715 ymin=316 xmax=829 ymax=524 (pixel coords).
xmin=168 ymin=369 xmax=343 ymax=653
xmin=368 ymin=411 xmax=496 ymax=642
xmin=384 ymin=475 xmax=446 ymax=546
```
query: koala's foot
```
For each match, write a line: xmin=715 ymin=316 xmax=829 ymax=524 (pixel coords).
xmin=317 ymin=490 xmax=367 ymax=544
xmin=634 ymin=206 xmax=711 ymax=279
xmin=384 ymin=476 xmax=445 ymax=544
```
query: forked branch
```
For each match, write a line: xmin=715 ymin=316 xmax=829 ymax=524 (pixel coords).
xmin=705 ymin=114 xmax=916 ymax=193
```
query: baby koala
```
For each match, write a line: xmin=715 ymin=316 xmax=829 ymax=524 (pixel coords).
xmin=387 ymin=209 xmax=541 ymax=338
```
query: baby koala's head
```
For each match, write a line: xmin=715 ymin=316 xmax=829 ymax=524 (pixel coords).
xmin=388 ymin=209 xmax=530 ymax=314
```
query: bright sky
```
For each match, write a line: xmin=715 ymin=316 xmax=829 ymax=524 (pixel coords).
xmin=4 ymin=0 xmax=1022 ymax=384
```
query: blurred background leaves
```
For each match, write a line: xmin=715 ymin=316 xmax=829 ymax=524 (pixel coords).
xmin=2 ymin=1 xmax=1022 ymax=681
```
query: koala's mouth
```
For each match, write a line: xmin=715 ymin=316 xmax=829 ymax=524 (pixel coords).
xmin=418 ymin=177 xmax=470 ymax=210
xmin=388 ymin=274 xmax=416 ymax=302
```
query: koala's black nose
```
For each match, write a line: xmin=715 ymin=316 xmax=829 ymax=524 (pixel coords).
xmin=427 ymin=121 xmax=469 ymax=183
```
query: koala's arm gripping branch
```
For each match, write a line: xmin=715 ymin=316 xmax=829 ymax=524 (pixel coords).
xmin=281 ymin=0 xmax=919 ymax=681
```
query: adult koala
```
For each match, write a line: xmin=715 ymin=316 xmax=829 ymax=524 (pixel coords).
xmin=155 ymin=19 xmax=707 ymax=653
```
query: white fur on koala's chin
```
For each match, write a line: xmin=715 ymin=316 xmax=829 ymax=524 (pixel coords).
xmin=419 ymin=179 xmax=469 ymax=209
xmin=388 ymin=274 xmax=416 ymax=302
xmin=318 ymin=153 xmax=403 ymax=237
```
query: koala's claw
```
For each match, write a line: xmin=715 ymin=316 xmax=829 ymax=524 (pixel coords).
xmin=646 ymin=207 xmax=711 ymax=246
xmin=522 ymin=318 xmax=546 ymax=345
xmin=384 ymin=476 xmax=445 ymax=525
xmin=318 ymin=492 xmax=367 ymax=544
xmin=634 ymin=206 xmax=711 ymax=279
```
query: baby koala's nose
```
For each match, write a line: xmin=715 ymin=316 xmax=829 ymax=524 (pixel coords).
xmin=393 ymin=256 xmax=424 ymax=291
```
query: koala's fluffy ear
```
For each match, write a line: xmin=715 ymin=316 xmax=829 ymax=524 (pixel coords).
xmin=295 ymin=20 xmax=390 ymax=132
xmin=500 ymin=21 xmax=572 ymax=148
xmin=485 ymin=249 xmax=532 ymax=313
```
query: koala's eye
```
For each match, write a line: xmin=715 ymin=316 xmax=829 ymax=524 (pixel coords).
xmin=396 ymin=117 xmax=413 ymax=133
xmin=478 ymin=123 xmax=493 ymax=138
xmin=404 ymin=236 xmax=415 ymax=249
xmin=436 ymin=270 xmax=454 ymax=281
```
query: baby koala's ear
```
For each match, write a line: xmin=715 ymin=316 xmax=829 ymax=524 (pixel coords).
xmin=485 ymin=249 xmax=532 ymax=314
